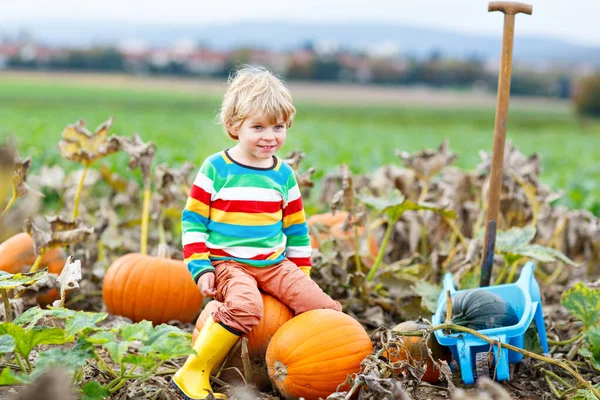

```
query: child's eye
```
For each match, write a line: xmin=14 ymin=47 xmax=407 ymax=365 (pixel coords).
xmin=274 ymin=125 xmax=284 ymax=130
xmin=253 ymin=125 xmax=263 ymax=130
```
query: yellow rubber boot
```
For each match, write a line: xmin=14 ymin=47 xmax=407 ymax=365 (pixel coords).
xmin=172 ymin=316 xmax=239 ymax=399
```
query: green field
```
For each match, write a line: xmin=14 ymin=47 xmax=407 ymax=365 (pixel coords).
xmin=1 ymin=74 xmax=598 ymax=214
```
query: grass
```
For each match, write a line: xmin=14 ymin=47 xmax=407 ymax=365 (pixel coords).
xmin=0 ymin=74 xmax=599 ymax=214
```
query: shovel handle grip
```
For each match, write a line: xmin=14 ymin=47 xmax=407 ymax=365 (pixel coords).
xmin=489 ymin=2 xmax=532 ymax=15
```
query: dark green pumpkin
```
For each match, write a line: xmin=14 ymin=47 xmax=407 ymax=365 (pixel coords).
xmin=442 ymin=290 xmax=519 ymax=330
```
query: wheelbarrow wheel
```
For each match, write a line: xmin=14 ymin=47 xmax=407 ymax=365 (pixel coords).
xmin=475 ymin=352 xmax=494 ymax=379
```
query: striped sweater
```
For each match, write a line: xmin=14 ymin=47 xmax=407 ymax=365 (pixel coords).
xmin=182 ymin=150 xmax=312 ymax=281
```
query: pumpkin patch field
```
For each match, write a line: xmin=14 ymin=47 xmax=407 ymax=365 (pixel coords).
xmin=0 ymin=75 xmax=599 ymax=399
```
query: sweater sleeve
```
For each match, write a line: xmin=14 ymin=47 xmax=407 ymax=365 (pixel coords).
xmin=182 ymin=159 xmax=216 ymax=282
xmin=282 ymin=172 xmax=312 ymax=269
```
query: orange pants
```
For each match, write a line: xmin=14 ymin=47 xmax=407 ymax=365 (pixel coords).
xmin=211 ymin=259 xmax=342 ymax=334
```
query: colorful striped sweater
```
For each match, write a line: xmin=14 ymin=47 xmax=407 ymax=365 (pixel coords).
xmin=182 ymin=150 xmax=312 ymax=281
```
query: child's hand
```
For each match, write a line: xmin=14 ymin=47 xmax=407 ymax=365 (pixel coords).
xmin=197 ymin=272 xmax=217 ymax=297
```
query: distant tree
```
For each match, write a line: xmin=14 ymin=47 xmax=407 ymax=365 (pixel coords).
xmin=572 ymin=73 xmax=600 ymax=118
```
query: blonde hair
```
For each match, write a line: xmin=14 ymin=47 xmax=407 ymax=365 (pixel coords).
xmin=220 ymin=65 xmax=296 ymax=139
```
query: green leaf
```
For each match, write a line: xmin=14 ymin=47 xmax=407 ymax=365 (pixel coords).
xmin=0 ymin=323 xmax=68 ymax=359
xmin=82 ymin=381 xmax=110 ymax=400
xmin=120 ymin=320 xmax=152 ymax=342
xmin=13 ymin=306 xmax=50 ymax=328
xmin=0 ymin=269 xmax=48 ymax=290
xmin=33 ymin=338 xmax=94 ymax=377
xmin=561 ymin=283 xmax=600 ymax=330
xmin=140 ymin=324 xmax=193 ymax=360
xmin=103 ymin=340 xmax=133 ymax=365
xmin=358 ymin=192 xmax=455 ymax=222
xmin=122 ymin=354 xmax=156 ymax=371
xmin=572 ymin=384 xmax=600 ymax=400
xmin=0 ymin=367 xmax=29 ymax=385
xmin=412 ymin=281 xmax=442 ymax=313
xmin=581 ymin=326 xmax=600 ymax=370
xmin=64 ymin=311 xmax=107 ymax=338
xmin=519 ymin=244 xmax=577 ymax=266
xmin=0 ymin=335 xmax=15 ymax=353
xmin=144 ymin=334 xmax=194 ymax=361
xmin=495 ymin=226 xmax=536 ymax=253
xmin=86 ymin=330 xmax=115 ymax=345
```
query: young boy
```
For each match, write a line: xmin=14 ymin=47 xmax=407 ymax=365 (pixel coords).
xmin=172 ymin=66 xmax=342 ymax=399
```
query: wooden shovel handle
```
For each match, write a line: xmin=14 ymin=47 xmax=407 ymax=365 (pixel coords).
xmin=489 ymin=1 xmax=532 ymax=15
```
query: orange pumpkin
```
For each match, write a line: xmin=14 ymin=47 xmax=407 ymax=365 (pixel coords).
xmin=193 ymin=293 xmax=293 ymax=390
xmin=307 ymin=211 xmax=378 ymax=259
xmin=387 ymin=319 xmax=452 ymax=383
xmin=102 ymin=253 xmax=203 ymax=324
xmin=0 ymin=233 xmax=67 ymax=307
xmin=266 ymin=309 xmax=373 ymax=400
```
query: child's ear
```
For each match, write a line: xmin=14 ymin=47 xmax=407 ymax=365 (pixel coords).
xmin=225 ymin=120 xmax=238 ymax=139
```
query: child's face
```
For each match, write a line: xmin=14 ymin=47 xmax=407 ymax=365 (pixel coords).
xmin=232 ymin=114 xmax=287 ymax=166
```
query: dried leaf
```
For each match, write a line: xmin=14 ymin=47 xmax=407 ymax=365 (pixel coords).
xmin=24 ymin=216 xmax=94 ymax=256
xmin=116 ymin=133 xmax=156 ymax=185
xmin=397 ymin=140 xmax=457 ymax=181
xmin=52 ymin=256 xmax=82 ymax=308
xmin=57 ymin=117 xmax=120 ymax=164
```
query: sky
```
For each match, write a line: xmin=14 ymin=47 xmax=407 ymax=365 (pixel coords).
xmin=1 ymin=0 xmax=599 ymax=46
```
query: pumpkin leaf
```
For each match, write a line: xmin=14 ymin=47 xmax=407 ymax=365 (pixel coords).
xmin=495 ymin=226 xmax=536 ymax=253
xmin=579 ymin=326 xmax=600 ymax=370
xmin=517 ymin=244 xmax=577 ymax=266
xmin=25 ymin=216 xmax=94 ymax=257
xmin=86 ymin=330 xmax=115 ymax=345
xmin=13 ymin=306 xmax=49 ymax=328
xmin=82 ymin=381 xmax=110 ymax=400
xmin=143 ymin=333 xmax=194 ymax=361
xmin=103 ymin=340 xmax=133 ymax=365
xmin=0 ymin=367 xmax=30 ymax=385
xmin=0 ymin=269 xmax=47 ymax=290
xmin=412 ymin=281 xmax=442 ymax=313
xmin=119 ymin=320 xmax=152 ymax=342
xmin=0 ymin=335 xmax=15 ymax=353
xmin=0 ymin=323 xmax=68 ymax=359
xmin=64 ymin=311 xmax=107 ymax=338
xmin=561 ymin=283 xmax=600 ymax=330
xmin=116 ymin=133 xmax=156 ymax=185
xmin=358 ymin=191 xmax=455 ymax=222
xmin=33 ymin=338 xmax=94 ymax=377
xmin=397 ymin=140 xmax=457 ymax=180
xmin=53 ymin=256 xmax=83 ymax=308
xmin=122 ymin=354 xmax=156 ymax=371
xmin=572 ymin=384 xmax=600 ymax=400
xmin=140 ymin=324 xmax=193 ymax=360
xmin=58 ymin=117 xmax=120 ymax=164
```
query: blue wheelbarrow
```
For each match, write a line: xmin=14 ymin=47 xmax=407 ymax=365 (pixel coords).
xmin=431 ymin=261 xmax=549 ymax=384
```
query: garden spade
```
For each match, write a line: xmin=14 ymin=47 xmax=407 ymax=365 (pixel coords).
xmin=480 ymin=1 xmax=532 ymax=287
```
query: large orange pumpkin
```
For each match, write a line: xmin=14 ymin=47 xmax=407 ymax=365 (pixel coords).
xmin=307 ymin=211 xmax=378 ymax=259
xmin=102 ymin=253 xmax=203 ymax=324
xmin=193 ymin=293 xmax=293 ymax=390
xmin=0 ymin=233 xmax=67 ymax=307
xmin=266 ymin=309 xmax=373 ymax=400
xmin=387 ymin=319 xmax=452 ymax=383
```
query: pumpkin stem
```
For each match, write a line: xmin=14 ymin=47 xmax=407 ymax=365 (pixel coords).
xmin=72 ymin=162 xmax=90 ymax=219
xmin=0 ymin=184 xmax=17 ymax=217
xmin=155 ymin=209 xmax=171 ymax=259
xmin=366 ymin=215 xmax=397 ymax=282
xmin=140 ymin=182 xmax=151 ymax=255
xmin=272 ymin=360 xmax=288 ymax=384
xmin=1 ymin=289 xmax=12 ymax=322
xmin=353 ymin=223 xmax=362 ymax=274
xmin=30 ymin=252 xmax=45 ymax=273
xmin=444 ymin=291 xmax=453 ymax=325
